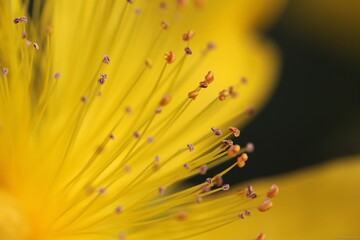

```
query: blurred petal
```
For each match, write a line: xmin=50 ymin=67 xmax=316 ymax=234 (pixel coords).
xmin=195 ymin=156 xmax=360 ymax=239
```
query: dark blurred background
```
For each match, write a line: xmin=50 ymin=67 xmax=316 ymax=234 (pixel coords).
xmin=235 ymin=0 xmax=360 ymax=181
xmin=201 ymin=0 xmax=360 ymax=183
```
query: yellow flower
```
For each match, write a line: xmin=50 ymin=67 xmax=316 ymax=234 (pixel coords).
xmin=0 ymin=0 xmax=284 ymax=239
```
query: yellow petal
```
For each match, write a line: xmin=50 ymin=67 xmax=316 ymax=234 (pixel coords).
xmin=196 ymin=156 xmax=360 ymax=239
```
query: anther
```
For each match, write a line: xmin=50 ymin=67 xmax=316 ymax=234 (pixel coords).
xmin=238 ymin=213 xmax=245 ymax=219
xmin=182 ymin=30 xmax=195 ymax=41
xmin=199 ymin=165 xmax=207 ymax=175
xmin=199 ymin=81 xmax=208 ymax=88
xmin=257 ymin=233 xmax=266 ymax=240
xmin=247 ymin=106 xmax=255 ymax=115
xmin=154 ymin=156 xmax=160 ymax=162
xmin=187 ymin=144 xmax=194 ymax=152
xmin=96 ymin=145 xmax=105 ymax=154
xmin=98 ymin=78 xmax=106 ymax=85
xmin=13 ymin=16 xmax=28 ymax=24
xmin=229 ymin=86 xmax=238 ymax=97
xmin=227 ymin=144 xmax=240 ymax=157
xmin=159 ymin=2 xmax=167 ymax=9
xmin=204 ymin=71 xmax=214 ymax=84
xmin=134 ymin=9 xmax=142 ymax=15
xmin=164 ymin=51 xmax=175 ymax=64
xmin=103 ymin=55 xmax=110 ymax=64
xmin=183 ymin=163 xmax=190 ymax=169
xmin=115 ymin=206 xmax=123 ymax=214
xmin=188 ymin=90 xmax=199 ymax=100
xmin=159 ymin=186 xmax=166 ymax=195
xmin=54 ymin=72 xmax=61 ymax=79
xmin=161 ymin=20 xmax=170 ymax=30
xmin=127 ymin=0 xmax=134 ymax=4
xmin=109 ymin=133 xmax=115 ymax=140
xmin=1 ymin=68 xmax=9 ymax=75
xmin=211 ymin=127 xmax=222 ymax=136
xmin=125 ymin=106 xmax=133 ymax=114
xmin=257 ymin=199 xmax=273 ymax=212
xmin=218 ymin=89 xmax=229 ymax=101
xmin=238 ymin=153 xmax=249 ymax=162
xmin=215 ymin=175 xmax=223 ymax=186
xmin=33 ymin=43 xmax=40 ymax=50
xmin=21 ymin=32 xmax=27 ymax=39
xmin=45 ymin=26 xmax=53 ymax=35
xmin=26 ymin=40 xmax=32 ymax=47
xmin=184 ymin=47 xmax=192 ymax=55
xmin=80 ymin=96 xmax=88 ymax=102
xmin=206 ymin=178 xmax=213 ymax=185
xmin=207 ymin=42 xmax=216 ymax=50
xmin=244 ymin=210 xmax=251 ymax=216
xmin=246 ymin=142 xmax=255 ymax=153
xmin=159 ymin=94 xmax=172 ymax=106
xmin=229 ymin=127 xmax=240 ymax=137
xmin=155 ymin=107 xmax=162 ymax=114
xmin=176 ymin=211 xmax=188 ymax=221
xmin=222 ymin=184 xmax=230 ymax=191
xmin=237 ymin=159 xmax=245 ymax=168
xmin=267 ymin=184 xmax=279 ymax=198
xmin=145 ymin=59 xmax=153 ymax=68
xmin=245 ymin=185 xmax=254 ymax=196
xmin=124 ymin=165 xmax=131 ymax=173
xmin=98 ymin=187 xmax=107 ymax=195
xmin=221 ymin=140 xmax=233 ymax=148
xmin=147 ymin=136 xmax=155 ymax=143
xmin=202 ymin=185 xmax=211 ymax=193
xmin=153 ymin=161 xmax=160 ymax=171
xmin=134 ymin=131 xmax=141 ymax=139
xmin=241 ymin=76 xmax=248 ymax=84
xmin=195 ymin=195 xmax=202 ymax=203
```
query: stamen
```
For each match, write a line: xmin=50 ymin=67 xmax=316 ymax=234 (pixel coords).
xmin=115 ymin=206 xmax=123 ymax=214
xmin=215 ymin=175 xmax=223 ymax=186
xmin=187 ymin=144 xmax=194 ymax=152
xmin=246 ymin=142 xmax=255 ymax=153
xmin=184 ymin=47 xmax=192 ymax=55
xmin=182 ymin=30 xmax=195 ymax=41
xmin=199 ymin=164 xmax=207 ymax=175
xmin=211 ymin=127 xmax=222 ymax=136
xmin=159 ymin=186 xmax=166 ymax=195
xmin=176 ymin=211 xmax=188 ymax=221
xmin=159 ymin=94 xmax=172 ymax=106
xmin=13 ymin=16 xmax=28 ymax=24
xmin=102 ymin=55 xmax=110 ymax=64
xmin=205 ymin=71 xmax=215 ymax=84
xmin=1 ymin=68 xmax=9 ymax=75
xmin=257 ymin=199 xmax=273 ymax=212
xmin=222 ymin=184 xmax=230 ymax=191
xmin=183 ymin=163 xmax=190 ymax=169
xmin=54 ymin=72 xmax=61 ymax=79
xmin=229 ymin=127 xmax=240 ymax=137
xmin=267 ymin=184 xmax=279 ymax=198
xmin=207 ymin=42 xmax=216 ymax=50
xmin=160 ymin=20 xmax=170 ymax=30
xmin=188 ymin=90 xmax=199 ymax=100
xmin=257 ymin=233 xmax=266 ymax=240
xmin=227 ymin=144 xmax=240 ymax=157
xmin=218 ymin=89 xmax=229 ymax=101
xmin=164 ymin=51 xmax=175 ymax=64
xmin=221 ymin=140 xmax=233 ymax=148
xmin=33 ymin=43 xmax=40 ymax=50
